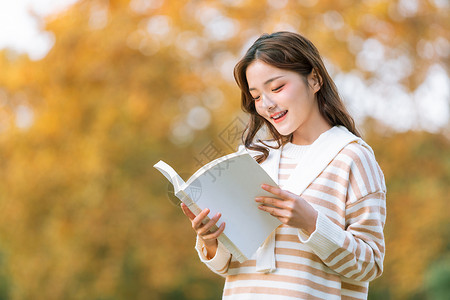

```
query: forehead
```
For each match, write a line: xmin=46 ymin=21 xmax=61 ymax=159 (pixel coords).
xmin=246 ymin=60 xmax=286 ymax=81
xmin=246 ymin=61 xmax=299 ymax=92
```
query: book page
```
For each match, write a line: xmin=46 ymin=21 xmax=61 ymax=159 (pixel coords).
xmin=153 ymin=160 xmax=185 ymax=192
xmin=185 ymin=150 xmax=243 ymax=187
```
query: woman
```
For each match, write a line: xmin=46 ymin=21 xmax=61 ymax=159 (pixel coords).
xmin=181 ymin=31 xmax=386 ymax=300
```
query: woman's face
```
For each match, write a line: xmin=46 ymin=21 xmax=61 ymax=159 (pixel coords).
xmin=246 ymin=60 xmax=323 ymax=144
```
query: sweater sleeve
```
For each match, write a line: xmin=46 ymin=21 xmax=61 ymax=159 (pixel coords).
xmin=298 ymin=143 xmax=386 ymax=282
xmin=195 ymin=236 xmax=231 ymax=277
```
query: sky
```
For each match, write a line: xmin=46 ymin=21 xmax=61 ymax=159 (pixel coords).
xmin=0 ymin=0 xmax=78 ymax=60
xmin=0 ymin=0 xmax=448 ymax=134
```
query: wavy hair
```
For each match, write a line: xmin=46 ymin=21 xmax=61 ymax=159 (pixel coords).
xmin=234 ymin=31 xmax=360 ymax=163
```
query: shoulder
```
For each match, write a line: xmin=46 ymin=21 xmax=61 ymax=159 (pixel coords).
xmin=335 ymin=141 xmax=386 ymax=194
xmin=339 ymin=141 xmax=376 ymax=165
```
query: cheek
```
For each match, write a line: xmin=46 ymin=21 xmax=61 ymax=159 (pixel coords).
xmin=254 ymin=103 xmax=265 ymax=116
xmin=255 ymin=105 xmax=271 ymax=121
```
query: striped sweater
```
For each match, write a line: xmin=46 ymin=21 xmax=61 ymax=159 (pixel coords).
xmin=196 ymin=135 xmax=386 ymax=299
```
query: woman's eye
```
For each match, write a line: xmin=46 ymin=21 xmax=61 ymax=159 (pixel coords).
xmin=252 ymin=95 xmax=260 ymax=101
xmin=272 ymin=85 xmax=284 ymax=92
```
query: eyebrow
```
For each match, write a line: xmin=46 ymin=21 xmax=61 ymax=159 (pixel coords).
xmin=248 ymin=76 xmax=285 ymax=91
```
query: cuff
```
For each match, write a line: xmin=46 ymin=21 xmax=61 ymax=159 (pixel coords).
xmin=298 ymin=211 xmax=346 ymax=259
xmin=195 ymin=236 xmax=231 ymax=271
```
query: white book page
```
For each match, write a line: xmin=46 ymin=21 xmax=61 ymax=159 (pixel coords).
xmin=185 ymin=151 xmax=243 ymax=186
xmin=153 ymin=160 xmax=185 ymax=192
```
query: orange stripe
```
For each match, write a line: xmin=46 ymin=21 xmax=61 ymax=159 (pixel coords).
xmin=342 ymin=281 xmax=368 ymax=293
xmin=345 ymin=149 xmax=372 ymax=197
xmin=346 ymin=191 xmax=385 ymax=209
xmin=229 ymin=259 xmax=255 ymax=269
xmin=331 ymin=155 xmax=363 ymax=200
xmin=228 ymin=260 xmax=342 ymax=283
xmin=223 ymin=286 xmax=324 ymax=299
xmin=356 ymin=237 xmax=383 ymax=258
xmin=342 ymin=295 xmax=365 ymax=300
xmin=347 ymin=205 xmax=381 ymax=219
xmin=351 ymin=260 xmax=376 ymax=281
xmin=328 ymin=160 xmax=359 ymax=202
xmin=226 ymin=273 xmax=341 ymax=295
xmin=309 ymin=183 xmax=346 ymax=202
xmin=330 ymin=253 xmax=354 ymax=270
xmin=275 ymin=248 xmax=323 ymax=263
xmin=325 ymin=247 xmax=346 ymax=265
xmin=348 ymin=170 xmax=363 ymax=200
xmin=351 ymin=247 xmax=373 ymax=279
xmin=342 ymin=235 xmax=351 ymax=249
xmin=329 ymin=159 xmax=351 ymax=174
xmin=340 ymin=241 xmax=378 ymax=278
xmin=278 ymin=173 xmax=291 ymax=180
xmin=277 ymin=261 xmax=341 ymax=282
xmin=376 ymin=164 xmax=385 ymax=190
xmin=303 ymin=195 xmax=345 ymax=217
xmin=328 ymin=215 xmax=345 ymax=229
xmin=276 ymin=233 xmax=299 ymax=243
xmin=347 ymin=218 xmax=382 ymax=227
xmin=347 ymin=204 xmax=385 ymax=220
xmin=279 ymin=163 xmax=297 ymax=169
xmin=329 ymin=239 xmax=352 ymax=270
xmin=341 ymin=262 xmax=362 ymax=278
xmin=217 ymin=256 xmax=232 ymax=274
xmin=361 ymin=263 xmax=379 ymax=281
xmin=351 ymin=227 xmax=384 ymax=240
xmin=325 ymin=236 xmax=350 ymax=264
xmin=360 ymin=146 xmax=380 ymax=191
xmin=321 ymin=171 xmax=349 ymax=188
xmin=354 ymin=240 xmax=362 ymax=259
xmin=280 ymin=154 xmax=297 ymax=159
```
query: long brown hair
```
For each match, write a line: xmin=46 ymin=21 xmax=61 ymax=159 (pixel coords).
xmin=234 ymin=31 xmax=360 ymax=163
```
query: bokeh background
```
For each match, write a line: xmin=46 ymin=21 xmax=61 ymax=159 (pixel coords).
xmin=0 ymin=0 xmax=449 ymax=299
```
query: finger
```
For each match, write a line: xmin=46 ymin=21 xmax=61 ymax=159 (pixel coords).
xmin=202 ymin=222 xmax=226 ymax=240
xmin=180 ymin=203 xmax=196 ymax=220
xmin=192 ymin=208 xmax=210 ymax=230
xmin=255 ymin=196 xmax=288 ymax=209
xmin=198 ymin=212 xmax=222 ymax=236
xmin=261 ymin=184 xmax=294 ymax=200
xmin=258 ymin=204 xmax=288 ymax=219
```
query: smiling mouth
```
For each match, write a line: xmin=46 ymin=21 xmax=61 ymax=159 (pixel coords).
xmin=271 ymin=110 xmax=288 ymax=123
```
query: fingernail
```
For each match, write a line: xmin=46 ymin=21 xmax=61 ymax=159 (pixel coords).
xmin=255 ymin=197 xmax=261 ymax=202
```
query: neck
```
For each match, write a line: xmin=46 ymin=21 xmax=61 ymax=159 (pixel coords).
xmin=291 ymin=115 xmax=332 ymax=145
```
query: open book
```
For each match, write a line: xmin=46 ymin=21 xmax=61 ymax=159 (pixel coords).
xmin=153 ymin=149 xmax=281 ymax=263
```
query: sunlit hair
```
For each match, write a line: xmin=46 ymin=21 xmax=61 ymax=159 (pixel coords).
xmin=234 ymin=31 xmax=360 ymax=163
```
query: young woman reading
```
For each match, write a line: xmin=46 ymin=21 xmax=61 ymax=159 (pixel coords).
xmin=181 ymin=31 xmax=386 ymax=300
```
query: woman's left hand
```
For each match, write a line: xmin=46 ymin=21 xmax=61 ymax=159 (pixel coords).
xmin=255 ymin=184 xmax=318 ymax=235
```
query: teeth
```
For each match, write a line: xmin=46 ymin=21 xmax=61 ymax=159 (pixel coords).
xmin=272 ymin=111 xmax=287 ymax=119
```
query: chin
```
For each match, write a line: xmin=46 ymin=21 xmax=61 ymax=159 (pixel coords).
xmin=272 ymin=126 xmax=294 ymax=137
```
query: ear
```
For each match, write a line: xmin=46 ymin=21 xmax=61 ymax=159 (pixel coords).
xmin=308 ymin=68 xmax=322 ymax=94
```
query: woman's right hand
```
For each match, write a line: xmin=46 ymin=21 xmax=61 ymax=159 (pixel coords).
xmin=181 ymin=203 xmax=226 ymax=259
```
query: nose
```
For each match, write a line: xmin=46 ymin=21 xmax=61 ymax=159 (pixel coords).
xmin=260 ymin=93 xmax=276 ymax=111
